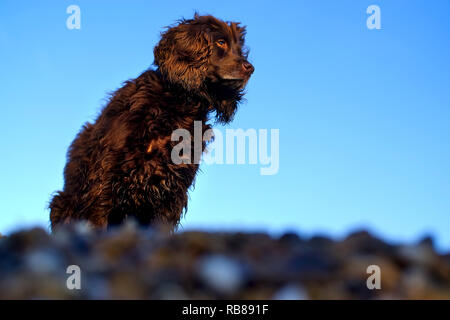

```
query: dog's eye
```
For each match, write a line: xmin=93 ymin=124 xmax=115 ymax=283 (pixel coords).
xmin=216 ymin=39 xmax=227 ymax=48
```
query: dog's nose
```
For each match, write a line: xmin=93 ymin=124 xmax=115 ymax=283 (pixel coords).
xmin=242 ymin=61 xmax=254 ymax=74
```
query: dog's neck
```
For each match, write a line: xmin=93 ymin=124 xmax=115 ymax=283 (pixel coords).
xmin=154 ymin=69 xmax=242 ymax=124
xmin=202 ymin=80 xmax=243 ymax=124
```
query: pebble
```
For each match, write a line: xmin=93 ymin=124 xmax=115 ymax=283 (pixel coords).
xmin=272 ymin=284 xmax=309 ymax=300
xmin=198 ymin=255 xmax=245 ymax=295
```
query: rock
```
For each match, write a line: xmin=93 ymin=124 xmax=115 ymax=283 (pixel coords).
xmin=278 ymin=232 xmax=304 ymax=246
xmin=197 ymin=255 xmax=246 ymax=295
xmin=25 ymin=248 xmax=63 ymax=274
xmin=272 ymin=284 xmax=308 ymax=300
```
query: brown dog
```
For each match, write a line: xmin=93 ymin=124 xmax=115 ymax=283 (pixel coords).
xmin=49 ymin=14 xmax=254 ymax=230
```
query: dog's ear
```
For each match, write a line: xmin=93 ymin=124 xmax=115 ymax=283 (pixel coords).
xmin=154 ymin=22 xmax=211 ymax=90
xmin=234 ymin=23 xmax=246 ymax=43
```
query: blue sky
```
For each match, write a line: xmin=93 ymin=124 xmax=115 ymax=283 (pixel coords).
xmin=0 ymin=0 xmax=449 ymax=251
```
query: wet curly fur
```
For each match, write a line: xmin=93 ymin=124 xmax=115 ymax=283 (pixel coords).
xmin=49 ymin=14 xmax=254 ymax=231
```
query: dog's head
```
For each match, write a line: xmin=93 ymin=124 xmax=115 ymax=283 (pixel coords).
xmin=154 ymin=14 xmax=254 ymax=122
